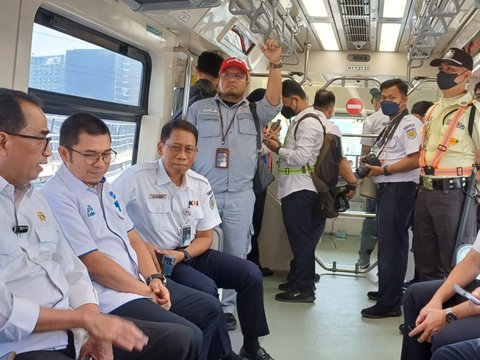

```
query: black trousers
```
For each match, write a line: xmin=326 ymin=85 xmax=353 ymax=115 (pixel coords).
xmin=248 ymin=189 xmax=267 ymax=266
xmin=401 ymin=279 xmax=480 ymax=360
xmin=15 ymin=319 xmax=196 ymax=360
xmin=282 ymin=190 xmax=326 ymax=291
xmin=376 ymin=182 xmax=417 ymax=307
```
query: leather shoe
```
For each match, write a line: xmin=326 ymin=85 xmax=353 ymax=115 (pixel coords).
xmin=275 ymin=289 xmax=315 ymax=303
xmin=240 ymin=346 xmax=275 ymax=360
xmin=260 ymin=267 xmax=274 ymax=276
xmin=399 ymin=323 xmax=405 ymax=334
xmin=224 ymin=312 xmax=237 ymax=331
xmin=278 ymin=282 xmax=294 ymax=291
xmin=367 ymin=291 xmax=378 ymax=301
xmin=361 ymin=304 xmax=402 ymax=319
xmin=314 ymin=273 xmax=320 ymax=282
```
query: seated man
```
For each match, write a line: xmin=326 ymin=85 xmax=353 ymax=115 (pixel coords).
xmin=432 ymin=338 xmax=480 ymax=360
xmin=0 ymin=88 xmax=195 ymax=360
xmin=113 ymin=120 xmax=275 ymax=360
xmin=401 ymin=235 xmax=480 ymax=359
xmin=41 ymin=113 xmax=227 ymax=360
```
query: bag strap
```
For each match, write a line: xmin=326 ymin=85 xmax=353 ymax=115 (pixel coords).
xmin=293 ymin=112 xmax=326 ymax=139
xmin=468 ymin=104 xmax=476 ymax=138
xmin=249 ymin=102 xmax=262 ymax=153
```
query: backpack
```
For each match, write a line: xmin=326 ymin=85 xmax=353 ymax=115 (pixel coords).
xmin=293 ymin=113 xmax=343 ymax=218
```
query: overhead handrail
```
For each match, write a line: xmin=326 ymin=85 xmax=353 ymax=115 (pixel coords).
xmin=320 ymin=76 xmax=381 ymax=91
xmin=298 ymin=42 xmax=312 ymax=86
xmin=249 ymin=1 xmax=273 ymax=36
xmin=428 ymin=0 xmax=461 ymax=17
xmin=174 ymin=47 xmax=194 ymax=121
xmin=228 ymin=0 xmax=255 ymax=15
xmin=407 ymin=77 xmax=437 ymax=95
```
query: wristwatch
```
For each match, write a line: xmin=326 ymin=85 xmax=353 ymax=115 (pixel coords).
xmin=383 ymin=165 xmax=391 ymax=176
xmin=145 ymin=273 xmax=166 ymax=285
xmin=445 ymin=307 xmax=457 ymax=323
xmin=270 ymin=61 xmax=283 ymax=69
xmin=179 ymin=248 xmax=192 ymax=262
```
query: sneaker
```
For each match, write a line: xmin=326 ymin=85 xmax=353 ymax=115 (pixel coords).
xmin=224 ymin=312 xmax=237 ymax=331
xmin=314 ymin=273 xmax=320 ymax=282
xmin=399 ymin=323 xmax=405 ymax=334
xmin=275 ymin=289 xmax=315 ymax=303
xmin=278 ymin=282 xmax=294 ymax=291
xmin=260 ymin=267 xmax=274 ymax=277
xmin=240 ymin=346 xmax=275 ymax=360
xmin=361 ymin=304 xmax=402 ymax=319
xmin=357 ymin=257 xmax=371 ymax=269
xmin=367 ymin=291 xmax=378 ymax=301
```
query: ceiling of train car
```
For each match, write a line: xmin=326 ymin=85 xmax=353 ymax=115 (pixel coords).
xmin=125 ymin=0 xmax=479 ymax=59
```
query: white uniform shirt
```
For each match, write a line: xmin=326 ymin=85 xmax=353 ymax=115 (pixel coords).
xmin=0 ymin=177 xmax=97 ymax=355
xmin=371 ymin=114 xmax=422 ymax=184
xmin=277 ymin=106 xmax=325 ymax=199
xmin=361 ymin=110 xmax=390 ymax=146
xmin=41 ymin=164 xmax=144 ymax=314
xmin=113 ymin=160 xmax=221 ymax=250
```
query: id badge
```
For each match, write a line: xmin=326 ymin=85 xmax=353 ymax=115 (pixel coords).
xmin=215 ymin=148 xmax=229 ymax=168
xmin=181 ymin=225 xmax=192 ymax=247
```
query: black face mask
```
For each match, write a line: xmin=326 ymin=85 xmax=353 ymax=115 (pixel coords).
xmin=436 ymin=71 xmax=460 ymax=90
xmin=281 ymin=106 xmax=297 ymax=119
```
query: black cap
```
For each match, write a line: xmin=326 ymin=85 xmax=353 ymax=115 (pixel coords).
xmin=369 ymin=88 xmax=381 ymax=98
xmin=430 ymin=48 xmax=473 ymax=70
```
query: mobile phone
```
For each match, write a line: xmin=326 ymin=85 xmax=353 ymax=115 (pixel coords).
xmin=270 ymin=119 xmax=281 ymax=131
xmin=0 ymin=352 xmax=16 ymax=360
xmin=453 ymin=284 xmax=480 ymax=305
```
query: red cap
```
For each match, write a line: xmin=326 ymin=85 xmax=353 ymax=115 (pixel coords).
xmin=219 ymin=58 xmax=249 ymax=77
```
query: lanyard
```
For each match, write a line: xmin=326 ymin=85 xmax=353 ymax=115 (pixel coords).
xmin=371 ymin=109 xmax=408 ymax=157
xmin=217 ymin=102 xmax=240 ymax=145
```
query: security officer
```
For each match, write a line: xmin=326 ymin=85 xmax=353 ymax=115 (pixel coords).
xmin=357 ymin=88 xmax=389 ymax=269
xmin=360 ymin=78 xmax=422 ymax=319
xmin=414 ymin=48 xmax=480 ymax=281
xmin=0 ymin=89 xmax=195 ymax=360
xmin=186 ymin=39 xmax=282 ymax=326
xmin=41 ymin=113 xmax=225 ymax=360
xmin=263 ymin=79 xmax=327 ymax=303
xmin=114 ymin=120 xmax=275 ymax=360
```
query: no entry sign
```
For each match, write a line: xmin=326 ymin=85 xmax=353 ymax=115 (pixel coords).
xmin=346 ymin=97 xmax=363 ymax=116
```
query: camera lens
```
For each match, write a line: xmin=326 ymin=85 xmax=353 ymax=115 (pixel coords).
xmin=355 ymin=165 xmax=371 ymax=179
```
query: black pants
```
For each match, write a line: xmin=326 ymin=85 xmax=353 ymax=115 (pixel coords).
xmin=111 ymin=279 xmax=222 ymax=360
xmin=15 ymin=319 xmax=196 ymax=360
xmin=376 ymin=182 xmax=416 ymax=307
xmin=401 ymin=279 xmax=480 ymax=360
xmin=282 ymin=190 xmax=326 ymax=291
xmin=248 ymin=189 xmax=267 ymax=266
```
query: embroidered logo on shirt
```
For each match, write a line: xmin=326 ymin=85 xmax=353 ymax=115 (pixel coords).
xmin=188 ymin=200 xmax=199 ymax=206
xmin=109 ymin=191 xmax=122 ymax=213
xmin=209 ymin=197 xmax=215 ymax=210
xmin=86 ymin=205 xmax=96 ymax=217
xmin=36 ymin=212 xmax=46 ymax=221
xmin=407 ymin=129 xmax=417 ymax=139
xmin=149 ymin=193 xmax=167 ymax=199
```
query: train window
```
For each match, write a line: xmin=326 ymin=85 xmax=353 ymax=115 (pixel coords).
xmin=29 ymin=8 xmax=151 ymax=186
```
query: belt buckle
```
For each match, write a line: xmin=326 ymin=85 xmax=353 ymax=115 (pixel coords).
xmin=422 ymin=177 xmax=433 ymax=191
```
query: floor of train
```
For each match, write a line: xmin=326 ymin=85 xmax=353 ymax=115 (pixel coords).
xmin=229 ymin=235 xmax=403 ymax=360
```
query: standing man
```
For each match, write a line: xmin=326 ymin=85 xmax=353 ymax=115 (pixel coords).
xmin=263 ymin=80 xmax=327 ymax=303
xmin=357 ymin=88 xmax=389 ymax=269
xmin=114 ymin=120 xmax=275 ymax=360
xmin=414 ymin=48 xmax=480 ymax=281
xmin=0 ymin=88 xmax=195 ymax=360
xmin=186 ymin=39 xmax=282 ymax=327
xmin=171 ymin=51 xmax=224 ymax=121
xmin=360 ymin=79 xmax=422 ymax=319
xmin=41 ymin=113 xmax=225 ymax=360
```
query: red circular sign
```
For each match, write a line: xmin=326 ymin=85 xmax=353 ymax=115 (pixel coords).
xmin=346 ymin=97 xmax=364 ymax=116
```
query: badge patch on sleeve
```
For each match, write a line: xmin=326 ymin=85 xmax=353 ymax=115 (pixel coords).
xmin=209 ymin=197 xmax=215 ymax=209
xmin=407 ymin=129 xmax=417 ymax=139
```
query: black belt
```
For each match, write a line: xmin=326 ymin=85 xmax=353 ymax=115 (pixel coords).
xmin=419 ymin=176 xmax=468 ymax=191
xmin=376 ymin=182 xmax=391 ymax=190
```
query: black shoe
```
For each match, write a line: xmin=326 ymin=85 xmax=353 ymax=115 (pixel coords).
xmin=275 ymin=289 xmax=315 ymax=303
xmin=314 ymin=273 xmax=320 ymax=282
xmin=224 ymin=312 xmax=237 ymax=331
xmin=240 ymin=346 xmax=275 ymax=360
xmin=367 ymin=291 xmax=378 ymax=301
xmin=278 ymin=281 xmax=294 ymax=291
xmin=399 ymin=323 xmax=405 ymax=334
xmin=260 ymin=267 xmax=274 ymax=277
xmin=361 ymin=304 xmax=402 ymax=319
xmin=223 ymin=351 xmax=248 ymax=360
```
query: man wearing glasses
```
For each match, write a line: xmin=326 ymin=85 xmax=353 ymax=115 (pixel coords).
xmin=114 ymin=120 xmax=275 ymax=360
xmin=186 ymin=39 xmax=282 ymax=330
xmin=0 ymin=89 xmax=197 ymax=359
xmin=41 ymin=112 xmax=226 ymax=360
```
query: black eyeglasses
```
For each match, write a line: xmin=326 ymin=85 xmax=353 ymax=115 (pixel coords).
xmin=3 ymin=131 xmax=52 ymax=152
xmin=65 ymin=146 xmax=117 ymax=165
xmin=66 ymin=146 xmax=117 ymax=164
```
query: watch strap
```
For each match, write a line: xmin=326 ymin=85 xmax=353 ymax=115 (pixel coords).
xmin=445 ymin=307 xmax=457 ymax=322
xmin=270 ymin=61 xmax=283 ymax=69
xmin=179 ymin=248 xmax=192 ymax=262
xmin=145 ymin=273 xmax=166 ymax=285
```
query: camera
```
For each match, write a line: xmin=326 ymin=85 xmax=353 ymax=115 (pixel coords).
xmin=355 ymin=153 xmax=382 ymax=179
xmin=334 ymin=187 xmax=350 ymax=213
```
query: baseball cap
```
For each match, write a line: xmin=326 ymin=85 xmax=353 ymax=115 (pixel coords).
xmin=369 ymin=88 xmax=381 ymax=98
xmin=219 ymin=58 xmax=249 ymax=77
xmin=429 ymin=48 xmax=473 ymax=70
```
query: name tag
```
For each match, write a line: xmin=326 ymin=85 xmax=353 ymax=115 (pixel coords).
xmin=149 ymin=193 xmax=167 ymax=199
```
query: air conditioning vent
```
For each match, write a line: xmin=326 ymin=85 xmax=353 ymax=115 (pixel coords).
xmin=122 ymin=0 xmax=221 ymax=11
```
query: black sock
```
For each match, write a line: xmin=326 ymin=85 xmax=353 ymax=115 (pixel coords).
xmin=243 ymin=336 xmax=260 ymax=354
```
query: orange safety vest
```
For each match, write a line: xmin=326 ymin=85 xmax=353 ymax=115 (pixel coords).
xmin=419 ymin=103 xmax=473 ymax=177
